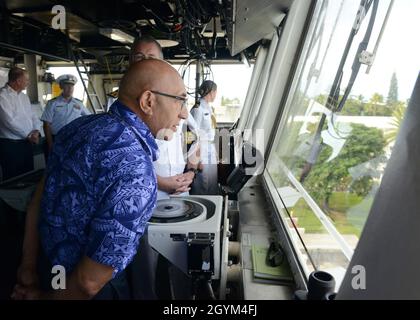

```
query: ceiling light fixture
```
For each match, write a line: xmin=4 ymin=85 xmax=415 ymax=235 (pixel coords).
xmin=99 ymin=28 xmax=134 ymax=44
xmin=156 ymin=39 xmax=179 ymax=48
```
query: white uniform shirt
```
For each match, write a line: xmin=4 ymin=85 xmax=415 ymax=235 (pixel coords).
xmin=0 ymin=85 xmax=40 ymax=139
xmin=191 ymin=98 xmax=218 ymax=166
xmin=154 ymin=121 xmax=186 ymax=177
xmin=190 ymin=98 xmax=215 ymax=141
xmin=153 ymin=113 xmax=200 ymax=199
xmin=41 ymin=95 xmax=91 ymax=135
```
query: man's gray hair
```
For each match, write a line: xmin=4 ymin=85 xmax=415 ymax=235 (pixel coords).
xmin=8 ymin=67 xmax=27 ymax=83
xmin=130 ymin=35 xmax=163 ymax=60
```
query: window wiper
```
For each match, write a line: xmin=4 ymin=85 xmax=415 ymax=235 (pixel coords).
xmin=335 ymin=0 xmax=379 ymax=112
xmin=366 ymin=0 xmax=395 ymax=74
xmin=299 ymin=0 xmax=379 ymax=183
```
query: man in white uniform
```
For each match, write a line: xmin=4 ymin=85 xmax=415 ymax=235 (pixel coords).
xmin=125 ymin=36 xmax=199 ymax=199
xmin=41 ymin=74 xmax=90 ymax=154
xmin=0 ymin=67 xmax=40 ymax=180
xmin=154 ymin=114 xmax=200 ymax=199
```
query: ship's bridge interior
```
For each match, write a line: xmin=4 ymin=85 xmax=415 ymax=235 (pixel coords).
xmin=1 ymin=0 xmax=420 ymax=300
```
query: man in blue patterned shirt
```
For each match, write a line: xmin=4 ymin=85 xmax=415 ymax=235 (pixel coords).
xmin=13 ymin=59 xmax=188 ymax=299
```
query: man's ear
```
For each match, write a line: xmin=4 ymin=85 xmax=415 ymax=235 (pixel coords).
xmin=138 ymin=90 xmax=154 ymax=116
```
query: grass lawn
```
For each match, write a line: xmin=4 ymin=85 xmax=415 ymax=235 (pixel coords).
xmin=291 ymin=199 xmax=324 ymax=233
xmin=329 ymin=193 xmax=363 ymax=212
xmin=290 ymin=192 xmax=371 ymax=237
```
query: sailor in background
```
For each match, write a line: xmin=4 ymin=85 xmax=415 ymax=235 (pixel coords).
xmin=0 ymin=67 xmax=40 ymax=181
xmin=118 ymin=35 xmax=201 ymax=200
xmin=106 ymin=35 xmax=164 ymax=108
xmin=41 ymin=74 xmax=90 ymax=155
xmin=190 ymin=80 xmax=219 ymax=195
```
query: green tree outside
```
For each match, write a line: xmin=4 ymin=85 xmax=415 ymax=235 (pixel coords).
xmin=221 ymin=96 xmax=240 ymax=106
xmin=387 ymin=72 xmax=399 ymax=106
xmin=302 ymin=124 xmax=386 ymax=212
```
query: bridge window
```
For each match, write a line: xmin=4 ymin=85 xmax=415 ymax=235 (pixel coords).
xmin=266 ymin=0 xmax=420 ymax=287
xmin=176 ymin=63 xmax=253 ymax=124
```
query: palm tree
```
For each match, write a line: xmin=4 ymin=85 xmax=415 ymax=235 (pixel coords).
xmin=366 ymin=93 xmax=384 ymax=116
xmin=384 ymin=103 xmax=406 ymax=144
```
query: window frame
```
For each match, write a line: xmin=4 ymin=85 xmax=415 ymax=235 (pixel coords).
xmin=263 ymin=0 xmax=360 ymax=279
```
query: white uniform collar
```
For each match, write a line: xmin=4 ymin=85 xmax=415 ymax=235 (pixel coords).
xmin=5 ymin=84 xmax=21 ymax=95
xmin=200 ymin=98 xmax=210 ymax=108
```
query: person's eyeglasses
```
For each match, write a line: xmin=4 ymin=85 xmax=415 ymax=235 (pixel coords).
xmin=150 ymin=90 xmax=188 ymax=109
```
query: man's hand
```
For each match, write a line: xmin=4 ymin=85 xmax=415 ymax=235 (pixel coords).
xmin=27 ymin=130 xmax=40 ymax=144
xmin=11 ymin=262 xmax=39 ymax=300
xmin=182 ymin=171 xmax=195 ymax=182
xmin=173 ymin=172 xmax=195 ymax=194
xmin=158 ymin=174 xmax=193 ymax=194
xmin=11 ymin=284 xmax=43 ymax=300
xmin=17 ymin=262 xmax=38 ymax=288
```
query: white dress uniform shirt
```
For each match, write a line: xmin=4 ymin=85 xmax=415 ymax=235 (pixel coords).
xmin=190 ymin=98 xmax=219 ymax=195
xmin=153 ymin=113 xmax=199 ymax=199
xmin=190 ymin=98 xmax=217 ymax=165
xmin=41 ymin=95 xmax=91 ymax=135
xmin=0 ymin=85 xmax=40 ymax=139
xmin=190 ymin=98 xmax=215 ymax=142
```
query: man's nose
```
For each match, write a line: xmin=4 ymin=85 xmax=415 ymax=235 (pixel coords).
xmin=179 ymin=105 xmax=188 ymax=119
